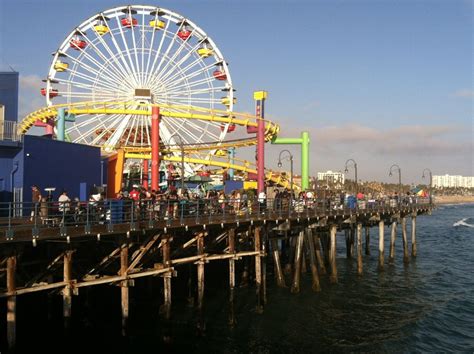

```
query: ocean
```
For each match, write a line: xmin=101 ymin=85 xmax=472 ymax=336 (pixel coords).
xmin=6 ymin=203 xmax=474 ymax=353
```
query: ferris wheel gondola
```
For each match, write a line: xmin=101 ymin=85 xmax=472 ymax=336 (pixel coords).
xmin=41 ymin=5 xmax=235 ymax=173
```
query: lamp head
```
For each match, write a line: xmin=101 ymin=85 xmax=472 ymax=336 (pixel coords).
xmin=389 ymin=171 xmax=393 ymax=177
xmin=344 ymin=168 xmax=348 ymax=173
xmin=422 ymin=173 xmax=425 ymax=179
xmin=277 ymin=161 xmax=282 ymax=168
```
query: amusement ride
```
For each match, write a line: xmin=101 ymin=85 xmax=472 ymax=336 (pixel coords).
xmin=17 ymin=5 xmax=310 ymax=195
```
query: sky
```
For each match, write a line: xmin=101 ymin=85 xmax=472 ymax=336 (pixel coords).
xmin=0 ymin=0 xmax=472 ymax=183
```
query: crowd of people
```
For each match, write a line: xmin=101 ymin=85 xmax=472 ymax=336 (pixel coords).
xmin=28 ymin=183 xmax=428 ymax=226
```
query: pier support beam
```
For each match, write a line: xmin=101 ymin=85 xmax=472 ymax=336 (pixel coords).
xmin=357 ymin=223 xmax=363 ymax=276
xmin=378 ymin=220 xmax=385 ymax=269
xmin=401 ymin=217 xmax=409 ymax=263
xmin=291 ymin=230 xmax=304 ymax=293
xmin=7 ymin=255 xmax=16 ymax=350
xmin=329 ymin=225 xmax=338 ymax=284
xmin=313 ymin=232 xmax=326 ymax=275
xmin=411 ymin=215 xmax=417 ymax=257
xmin=271 ymin=238 xmax=286 ymax=287
xmin=305 ymin=228 xmax=321 ymax=292
xmin=162 ymin=235 xmax=172 ymax=321
xmin=120 ymin=244 xmax=129 ymax=335
xmin=389 ymin=221 xmax=397 ymax=262
xmin=228 ymin=228 xmax=236 ymax=326
xmin=345 ymin=229 xmax=351 ymax=258
xmin=63 ymin=250 xmax=73 ymax=329
xmin=365 ymin=226 xmax=370 ymax=255
xmin=254 ymin=227 xmax=264 ymax=313
xmin=196 ymin=233 xmax=205 ymax=332
xmin=349 ymin=225 xmax=355 ymax=258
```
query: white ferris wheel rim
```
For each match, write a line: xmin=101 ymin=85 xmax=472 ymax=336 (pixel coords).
xmin=44 ymin=5 xmax=234 ymax=173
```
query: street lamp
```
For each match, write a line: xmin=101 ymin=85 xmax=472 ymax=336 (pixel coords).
xmin=389 ymin=164 xmax=402 ymax=203
xmin=422 ymin=168 xmax=432 ymax=204
xmin=169 ymin=134 xmax=185 ymax=193
xmin=277 ymin=150 xmax=294 ymax=192
xmin=344 ymin=158 xmax=358 ymax=193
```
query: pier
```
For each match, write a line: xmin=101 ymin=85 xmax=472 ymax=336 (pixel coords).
xmin=0 ymin=198 xmax=432 ymax=349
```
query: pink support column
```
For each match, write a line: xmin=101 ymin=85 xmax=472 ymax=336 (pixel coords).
xmin=151 ymin=106 xmax=160 ymax=191
xmin=142 ymin=159 xmax=149 ymax=190
xmin=254 ymin=91 xmax=267 ymax=193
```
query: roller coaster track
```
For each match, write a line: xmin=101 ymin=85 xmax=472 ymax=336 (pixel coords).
xmin=18 ymin=101 xmax=299 ymax=190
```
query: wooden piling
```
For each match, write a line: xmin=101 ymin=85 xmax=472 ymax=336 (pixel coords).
xmin=228 ymin=228 xmax=236 ymax=326
xmin=365 ymin=226 xmax=370 ymax=255
xmin=345 ymin=229 xmax=351 ymax=258
xmin=120 ymin=243 xmax=129 ymax=335
xmin=271 ymin=238 xmax=286 ymax=287
xmin=329 ymin=225 xmax=338 ymax=284
xmin=196 ymin=233 xmax=205 ymax=331
xmin=401 ymin=217 xmax=409 ymax=263
xmin=162 ymin=235 xmax=172 ymax=320
xmin=389 ymin=221 xmax=397 ymax=262
xmin=254 ymin=227 xmax=264 ymax=313
xmin=262 ymin=229 xmax=267 ymax=305
xmin=411 ymin=215 xmax=417 ymax=257
xmin=357 ymin=223 xmax=363 ymax=276
xmin=284 ymin=231 xmax=294 ymax=275
xmin=350 ymin=226 xmax=355 ymax=258
xmin=313 ymin=232 xmax=327 ymax=275
xmin=378 ymin=220 xmax=385 ymax=269
xmin=305 ymin=228 xmax=321 ymax=292
xmin=7 ymin=255 xmax=16 ymax=350
xmin=291 ymin=230 xmax=304 ymax=293
xmin=63 ymin=250 xmax=73 ymax=328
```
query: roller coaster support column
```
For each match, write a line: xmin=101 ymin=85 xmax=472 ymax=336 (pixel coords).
xmin=272 ymin=132 xmax=310 ymax=190
xmin=151 ymin=106 xmax=160 ymax=191
xmin=142 ymin=159 xmax=149 ymax=190
xmin=228 ymin=148 xmax=235 ymax=180
xmin=56 ymin=108 xmax=75 ymax=142
xmin=254 ymin=91 xmax=267 ymax=193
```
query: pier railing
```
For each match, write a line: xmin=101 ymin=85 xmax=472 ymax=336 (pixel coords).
xmin=0 ymin=197 xmax=432 ymax=237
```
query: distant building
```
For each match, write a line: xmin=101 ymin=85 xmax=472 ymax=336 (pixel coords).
xmin=0 ymin=71 xmax=19 ymax=122
xmin=317 ymin=170 xmax=345 ymax=185
xmin=0 ymin=71 xmax=19 ymax=141
xmin=433 ymin=174 xmax=474 ymax=188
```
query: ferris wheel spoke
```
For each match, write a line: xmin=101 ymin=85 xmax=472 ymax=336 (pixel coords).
xmin=145 ymin=20 xmax=171 ymax=87
xmin=155 ymin=56 xmax=205 ymax=89
xmin=113 ymin=16 xmax=141 ymax=86
xmin=145 ymin=22 xmax=182 ymax=88
xmin=62 ymin=66 xmax=129 ymax=95
xmin=153 ymin=31 xmax=199 ymax=85
xmin=162 ymin=64 xmax=216 ymax=92
xmin=154 ymin=39 xmax=205 ymax=86
xmin=166 ymin=75 xmax=216 ymax=94
xmin=77 ymin=28 xmax=132 ymax=86
xmin=182 ymin=119 xmax=220 ymax=141
xmin=55 ymin=78 xmax=122 ymax=97
xmin=130 ymin=15 xmax=142 ymax=86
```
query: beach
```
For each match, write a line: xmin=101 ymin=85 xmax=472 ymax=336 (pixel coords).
xmin=434 ymin=195 xmax=474 ymax=205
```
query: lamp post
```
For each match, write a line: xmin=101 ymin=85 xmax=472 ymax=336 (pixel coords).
xmin=422 ymin=168 xmax=432 ymax=204
xmin=277 ymin=150 xmax=294 ymax=192
xmin=170 ymin=134 xmax=185 ymax=193
xmin=344 ymin=158 xmax=358 ymax=193
xmin=389 ymin=164 xmax=402 ymax=203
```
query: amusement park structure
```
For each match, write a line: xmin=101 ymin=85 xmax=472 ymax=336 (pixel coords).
xmin=17 ymin=4 xmax=311 ymax=194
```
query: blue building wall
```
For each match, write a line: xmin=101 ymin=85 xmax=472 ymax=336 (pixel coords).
xmin=0 ymin=144 xmax=22 ymax=202
xmin=0 ymin=71 xmax=19 ymax=122
xmin=21 ymin=135 xmax=102 ymax=202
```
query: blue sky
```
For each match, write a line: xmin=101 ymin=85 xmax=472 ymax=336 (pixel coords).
xmin=0 ymin=0 xmax=472 ymax=183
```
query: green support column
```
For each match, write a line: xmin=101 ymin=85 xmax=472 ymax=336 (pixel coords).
xmin=56 ymin=108 xmax=75 ymax=142
xmin=272 ymin=131 xmax=310 ymax=190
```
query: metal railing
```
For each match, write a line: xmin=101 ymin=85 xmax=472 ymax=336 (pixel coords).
xmin=0 ymin=120 xmax=20 ymax=141
xmin=0 ymin=197 xmax=432 ymax=236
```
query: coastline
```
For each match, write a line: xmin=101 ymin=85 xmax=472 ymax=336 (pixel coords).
xmin=434 ymin=195 xmax=474 ymax=205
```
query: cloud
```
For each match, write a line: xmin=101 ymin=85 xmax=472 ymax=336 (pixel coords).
xmin=18 ymin=74 xmax=45 ymax=119
xmin=453 ymin=89 xmax=474 ymax=98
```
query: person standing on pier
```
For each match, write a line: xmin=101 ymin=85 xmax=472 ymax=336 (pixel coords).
xmin=30 ymin=185 xmax=42 ymax=222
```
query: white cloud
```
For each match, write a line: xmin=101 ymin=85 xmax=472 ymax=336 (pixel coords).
xmin=18 ymin=74 xmax=45 ymax=119
xmin=453 ymin=89 xmax=474 ymax=98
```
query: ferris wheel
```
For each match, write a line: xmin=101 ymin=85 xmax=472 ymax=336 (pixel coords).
xmin=41 ymin=5 xmax=235 ymax=168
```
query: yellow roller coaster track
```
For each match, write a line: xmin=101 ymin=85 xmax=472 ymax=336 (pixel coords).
xmin=18 ymin=101 xmax=299 ymax=189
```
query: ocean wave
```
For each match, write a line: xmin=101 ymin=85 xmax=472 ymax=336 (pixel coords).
xmin=453 ymin=218 xmax=474 ymax=228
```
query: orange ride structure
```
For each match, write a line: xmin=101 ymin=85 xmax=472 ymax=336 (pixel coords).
xmin=17 ymin=5 xmax=310 ymax=195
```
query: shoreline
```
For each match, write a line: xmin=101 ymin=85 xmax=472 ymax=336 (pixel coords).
xmin=434 ymin=195 xmax=474 ymax=205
